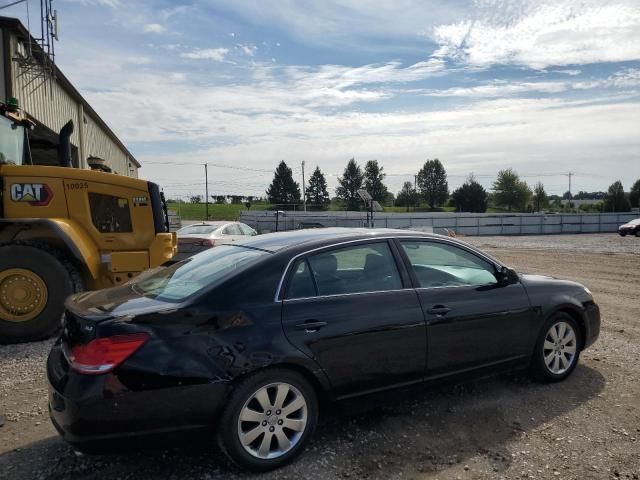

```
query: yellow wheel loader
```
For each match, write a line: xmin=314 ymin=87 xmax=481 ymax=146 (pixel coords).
xmin=0 ymin=99 xmax=177 ymax=343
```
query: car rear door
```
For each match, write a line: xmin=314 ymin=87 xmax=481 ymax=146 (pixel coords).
xmin=216 ymin=225 xmax=237 ymax=245
xmin=280 ymin=240 xmax=427 ymax=398
xmin=396 ymin=239 xmax=535 ymax=377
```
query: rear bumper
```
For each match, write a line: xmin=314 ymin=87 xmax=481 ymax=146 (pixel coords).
xmin=47 ymin=343 xmax=230 ymax=445
xmin=583 ymin=302 xmax=600 ymax=349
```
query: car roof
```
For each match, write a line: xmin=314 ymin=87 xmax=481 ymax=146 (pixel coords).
xmin=238 ymin=227 xmax=445 ymax=253
xmin=180 ymin=221 xmax=229 ymax=229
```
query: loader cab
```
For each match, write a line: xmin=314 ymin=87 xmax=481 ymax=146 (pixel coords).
xmin=1 ymin=98 xmax=75 ymax=168
xmin=0 ymin=112 xmax=28 ymax=166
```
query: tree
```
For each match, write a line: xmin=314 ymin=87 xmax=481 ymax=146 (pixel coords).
xmin=363 ymin=160 xmax=389 ymax=203
xmin=336 ymin=158 xmax=364 ymax=211
xmin=212 ymin=195 xmax=226 ymax=204
xmin=451 ymin=175 xmax=488 ymax=212
xmin=492 ymin=168 xmax=531 ymax=211
xmin=562 ymin=191 xmax=572 ymax=200
xmin=396 ymin=181 xmax=419 ymax=208
xmin=533 ymin=182 xmax=549 ymax=212
xmin=630 ymin=178 xmax=640 ymax=208
xmin=266 ymin=161 xmax=301 ymax=208
xmin=189 ymin=195 xmax=202 ymax=204
xmin=603 ymin=180 xmax=631 ymax=212
xmin=305 ymin=166 xmax=330 ymax=210
xmin=417 ymin=159 xmax=449 ymax=209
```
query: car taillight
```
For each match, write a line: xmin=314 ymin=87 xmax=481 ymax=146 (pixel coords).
xmin=69 ymin=333 xmax=150 ymax=375
xmin=197 ymin=239 xmax=214 ymax=247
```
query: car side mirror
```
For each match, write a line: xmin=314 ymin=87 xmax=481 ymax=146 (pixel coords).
xmin=498 ymin=266 xmax=517 ymax=284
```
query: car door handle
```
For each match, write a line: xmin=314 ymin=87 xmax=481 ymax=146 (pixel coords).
xmin=427 ymin=306 xmax=451 ymax=316
xmin=295 ymin=320 xmax=328 ymax=332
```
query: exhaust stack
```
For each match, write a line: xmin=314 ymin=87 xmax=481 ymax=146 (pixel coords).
xmin=58 ymin=120 xmax=74 ymax=167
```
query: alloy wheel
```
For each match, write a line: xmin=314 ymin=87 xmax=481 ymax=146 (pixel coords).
xmin=543 ymin=321 xmax=577 ymax=374
xmin=237 ymin=382 xmax=308 ymax=460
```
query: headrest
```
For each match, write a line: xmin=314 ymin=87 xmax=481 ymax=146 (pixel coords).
xmin=364 ymin=253 xmax=387 ymax=275
xmin=313 ymin=255 xmax=338 ymax=276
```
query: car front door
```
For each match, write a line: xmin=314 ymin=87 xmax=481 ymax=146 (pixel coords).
xmin=397 ymin=239 xmax=535 ymax=377
xmin=280 ymin=240 xmax=427 ymax=398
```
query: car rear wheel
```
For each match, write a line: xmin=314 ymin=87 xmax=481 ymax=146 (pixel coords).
xmin=531 ymin=313 xmax=581 ymax=382
xmin=635 ymin=228 xmax=640 ymax=237
xmin=217 ymin=368 xmax=318 ymax=472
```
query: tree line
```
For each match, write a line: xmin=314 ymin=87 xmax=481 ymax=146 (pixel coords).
xmin=175 ymin=160 xmax=640 ymax=213
xmin=265 ymin=158 xmax=640 ymax=213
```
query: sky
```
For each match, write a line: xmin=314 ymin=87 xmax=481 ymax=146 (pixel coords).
xmin=6 ymin=0 xmax=640 ymax=200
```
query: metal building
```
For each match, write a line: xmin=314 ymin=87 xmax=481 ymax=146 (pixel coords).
xmin=0 ymin=16 xmax=139 ymax=176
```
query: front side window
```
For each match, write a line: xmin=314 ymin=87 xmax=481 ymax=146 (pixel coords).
xmin=130 ymin=245 xmax=268 ymax=302
xmin=88 ymin=193 xmax=133 ymax=233
xmin=307 ymin=242 xmax=402 ymax=296
xmin=401 ymin=241 xmax=497 ymax=288
xmin=0 ymin=115 xmax=25 ymax=165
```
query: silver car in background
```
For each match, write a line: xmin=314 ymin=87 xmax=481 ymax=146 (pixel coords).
xmin=618 ymin=218 xmax=640 ymax=237
xmin=175 ymin=221 xmax=257 ymax=260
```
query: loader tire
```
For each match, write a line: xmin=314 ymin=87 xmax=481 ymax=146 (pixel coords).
xmin=0 ymin=244 xmax=83 ymax=344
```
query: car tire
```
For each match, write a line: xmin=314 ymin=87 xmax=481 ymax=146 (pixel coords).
xmin=217 ymin=368 xmax=319 ymax=472
xmin=619 ymin=232 xmax=627 ymax=237
xmin=635 ymin=229 xmax=640 ymax=237
xmin=530 ymin=313 xmax=582 ymax=382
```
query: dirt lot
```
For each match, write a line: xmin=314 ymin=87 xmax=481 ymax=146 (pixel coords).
xmin=1 ymin=233 xmax=639 ymax=480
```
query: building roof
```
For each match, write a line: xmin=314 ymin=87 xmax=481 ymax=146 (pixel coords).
xmin=0 ymin=16 xmax=141 ymax=168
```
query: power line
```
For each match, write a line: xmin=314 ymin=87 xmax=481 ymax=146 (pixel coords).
xmin=144 ymin=161 xmax=273 ymax=173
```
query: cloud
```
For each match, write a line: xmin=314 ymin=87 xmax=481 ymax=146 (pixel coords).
xmin=180 ymin=48 xmax=229 ymax=61
xmin=424 ymin=81 xmax=571 ymax=97
xmin=424 ymin=68 xmax=640 ymax=98
xmin=134 ymin=94 xmax=640 ymax=197
xmin=237 ymin=43 xmax=258 ymax=56
xmin=555 ymin=69 xmax=581 ymax=76
xmin=143 ymin=23 xmax=167 ymax=34
xmin=432 ymin=1 xmax=640 ymax=69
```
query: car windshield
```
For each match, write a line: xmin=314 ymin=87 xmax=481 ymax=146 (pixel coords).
xmin=178 ymin=224 xmax=221 ymax=235
xmin=0 ymin=115 xmax=25 ymax=165
xmin=130 ymin=245 xmax=268 ymax=302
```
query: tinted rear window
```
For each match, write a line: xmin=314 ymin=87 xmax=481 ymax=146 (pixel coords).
xmin=130 ymin=245 xmax=268 ymax=302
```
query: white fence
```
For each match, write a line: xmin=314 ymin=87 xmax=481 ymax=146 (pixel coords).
xmin=239 ymin=211 xmax=638 ymax=236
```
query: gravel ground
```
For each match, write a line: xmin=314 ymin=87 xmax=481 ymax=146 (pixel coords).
xmin=1 ymin=233 xmax=639 ymax=480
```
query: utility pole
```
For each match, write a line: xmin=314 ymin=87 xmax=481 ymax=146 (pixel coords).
xmin=568 ymin=172 xmax=573 ymax=197
xmin=204 ymin=163 xmax=209 ymax=221
xmin=414 ymin=174 xmax=418 ymax=191
xmin=301 ymin=160 xmax=306 ymax=212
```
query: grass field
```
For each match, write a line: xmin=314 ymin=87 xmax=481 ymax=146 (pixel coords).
xmin=167 ymin=202 xmax=270 ymax=220
xmin=168 ymin=202 xmax=521 ymax=220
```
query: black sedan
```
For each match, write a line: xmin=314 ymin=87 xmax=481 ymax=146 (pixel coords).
xmin=47 ymin=228 xmax=600 ymax=471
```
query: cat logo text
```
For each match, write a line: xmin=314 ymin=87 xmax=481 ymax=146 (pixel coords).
xmin=10 ymin=183 xmax=54 ymax=206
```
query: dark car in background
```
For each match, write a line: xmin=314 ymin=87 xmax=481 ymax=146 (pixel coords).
xmin=618 ymin=218 xmax=640 ymax=237
xmin=47 ymin=228 xmax=600 ymax=471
